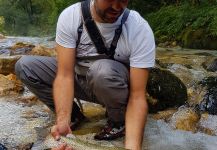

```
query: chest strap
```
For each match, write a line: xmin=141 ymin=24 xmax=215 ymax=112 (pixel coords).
xmin=76 ymin=0 xmax=130 ymax=59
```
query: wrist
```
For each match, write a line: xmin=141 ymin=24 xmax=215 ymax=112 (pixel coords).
xmin=56 ymin=112 xmax=71 ymax=125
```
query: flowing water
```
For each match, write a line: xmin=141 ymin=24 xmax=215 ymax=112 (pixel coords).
xmin=0 ymin=36 xmax=55 ymax=49
xmin=0 ymin=37 xmax=217 ymax=149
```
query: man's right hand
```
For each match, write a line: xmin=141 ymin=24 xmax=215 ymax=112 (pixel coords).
xmin=51 ymin=121 xmax=72 ymax=140
xmin=50 ymin=121 xmax=73 ymax=150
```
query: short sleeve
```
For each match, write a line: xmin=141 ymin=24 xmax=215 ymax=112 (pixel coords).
xmin=55 ymin=4 xmax=80 ymax=48
xmin=129 ymin=13 xmax=156 ymax=68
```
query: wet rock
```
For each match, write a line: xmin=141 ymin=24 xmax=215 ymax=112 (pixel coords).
xmin=0 ymin=55 xmax=21 ymax=75
xmin=11 ymin=42 xmax=35 ymax=55
xmin=199 ymin=76 xmax=217 ymax=115
xmin=202 ymin=57 xmax=217 ymax=72
xmin=28 ymin=45 xmax=56 ymax=57
xmin=11 ymin=42 xmax=35 ymax=50
xmin=150 ymin=108 xmax=177 ymax=121
xmin=170 ymin=106 xmax=200 ymax=132
xmin=0 ymin=74 xmax=23 ymax=95
xmin=147 ymin=67 xmax=187 ymax=112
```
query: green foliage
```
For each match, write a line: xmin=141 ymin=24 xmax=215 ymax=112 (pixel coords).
xmin=0 ymin=16 xmax=5 ymax=33
xmin=146 ymin=2 xmax=217 ymax=43
xmin=0 ymin=0 xmax=217 ymax=42
xmin=128 ymin=0 xmax=162 ymax=15
xmin=0 ymin=0 xmax=78 ymax=36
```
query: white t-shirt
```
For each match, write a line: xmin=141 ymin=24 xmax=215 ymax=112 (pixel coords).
xmin=56 ymin=2 xmax=155 ymax=68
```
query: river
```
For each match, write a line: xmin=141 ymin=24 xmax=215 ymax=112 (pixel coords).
xmin=0 ymin=36 xmax=217 ymax=150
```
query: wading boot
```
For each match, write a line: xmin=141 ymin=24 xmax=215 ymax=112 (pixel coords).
xmin=94 ymin=120 xmax=125 ymax=140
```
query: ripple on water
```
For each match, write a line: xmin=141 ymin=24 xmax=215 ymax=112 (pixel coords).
xmin=144 ymin=118 xmax=217 ymax=150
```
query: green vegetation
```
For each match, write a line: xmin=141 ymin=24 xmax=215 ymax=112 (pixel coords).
xmin=0 ymin=0 xmax=79 ymax=36
xmin=0 ymin=16 xmax=4 ymax=33
xmin=146 ymin=2 xmax=217 ymax=46
xmin=0 ymin=0 xmax=217 ymax=49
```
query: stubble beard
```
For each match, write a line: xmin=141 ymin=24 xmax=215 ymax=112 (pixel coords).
xmin=93 ymin=2 xmax=123 ymax=23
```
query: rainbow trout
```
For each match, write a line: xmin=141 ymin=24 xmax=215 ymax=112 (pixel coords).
xmin=32 ymin=134 xmax=126 ymax=150
xmin=32 ymin=128 xmax=126 ymax=150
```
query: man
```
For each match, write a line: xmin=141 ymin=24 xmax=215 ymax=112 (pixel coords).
xmin=15 ymin=0 xmax=155 ymax=149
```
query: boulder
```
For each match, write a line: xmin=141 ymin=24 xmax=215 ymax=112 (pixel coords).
xmin=0 ymin=55 xmax=21 ymax=75
xmin=0 ymin=74 xmax=23 ymax=95
xmin=181 ymin=28 xmax=217 ymax=50
xmin=147 ymin=67 xmax=188 ymax=112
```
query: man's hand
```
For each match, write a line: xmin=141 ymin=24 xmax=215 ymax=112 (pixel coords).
xmin=51 ymin=121 xmax=73 ymax=150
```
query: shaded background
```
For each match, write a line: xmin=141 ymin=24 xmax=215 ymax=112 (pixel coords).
xmin=0 ymin=0 xmax=217 ymax=49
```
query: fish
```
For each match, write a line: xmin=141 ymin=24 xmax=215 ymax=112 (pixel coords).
xmin=31 ymin=127 xmax=127 ymax=150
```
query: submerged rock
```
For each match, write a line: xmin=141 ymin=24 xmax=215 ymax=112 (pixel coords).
xmin=147 ymin=68 xmax=188 ymax=112
xmin=0 ymin=55 xmax=21 ymax=75
xmin=199 ymin=76 xmax=217 ymax=115
xmin=170 ymin=106 xmax=200 ymax=132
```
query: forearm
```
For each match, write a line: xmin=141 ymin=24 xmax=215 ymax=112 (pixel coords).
xmin=125 ymin=96 xmax=148 ymax=150
xmin=53 ymin=75 xmax=74 ymax=124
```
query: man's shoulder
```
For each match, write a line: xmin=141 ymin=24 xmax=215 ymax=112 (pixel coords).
xmin=60 ymin=2 xmax=81 ymax=18
xmin=127 ymin=10 xmax=148 ymax=26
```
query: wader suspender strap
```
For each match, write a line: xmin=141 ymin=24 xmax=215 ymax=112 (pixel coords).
xmin=76 ymin=0 xmax=130 ymax=59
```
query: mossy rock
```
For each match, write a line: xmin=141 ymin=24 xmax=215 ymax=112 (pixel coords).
xmin=199 ymin=76 xmax=217 ymax=115
xmin=180 ymin=28 xmax=217 ymax=50
xmin=147 ymin=67 xmax=188 ymax=112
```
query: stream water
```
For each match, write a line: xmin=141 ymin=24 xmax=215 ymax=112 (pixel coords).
xmin=0 ymin=36 xmax=217 ymax=150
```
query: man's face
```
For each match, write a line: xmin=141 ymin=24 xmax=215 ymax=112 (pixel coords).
xmin=94 ymin=0 xmax=129 ymax=23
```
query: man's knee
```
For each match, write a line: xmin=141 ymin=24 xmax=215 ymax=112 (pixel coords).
xmin=15 ymin=56 xmax=34 ymax=80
